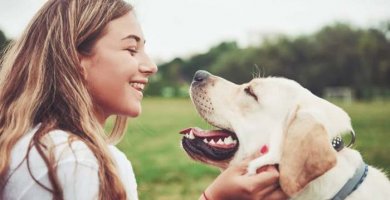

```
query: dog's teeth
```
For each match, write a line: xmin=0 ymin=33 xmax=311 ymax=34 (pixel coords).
xmin=217 ymin=139 xmax=224 ymax=145
xmin=232 ymin=139 xmax=237 ymax=144
xmin=209 ymin=140 xmax=216 ymax=145
xmin=185 ymin=134 xmax=189 ymax=138
xmin=224 ymin=136 xmax=233 ymax=144
xmin=188 ymin=131 xmax=195 ymax=139
xmin=203 ymin=138 xmax=209 ymax=143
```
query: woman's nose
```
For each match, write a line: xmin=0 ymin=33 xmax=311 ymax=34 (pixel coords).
xmin=139 ymin=53 xmax=158 ymax=74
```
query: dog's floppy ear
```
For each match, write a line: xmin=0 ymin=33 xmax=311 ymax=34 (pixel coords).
xmin=279 ymin=108 xmax=337 ymax=197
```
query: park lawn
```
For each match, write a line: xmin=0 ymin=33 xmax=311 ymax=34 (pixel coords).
xmin=112 ymin=98 xmax=390 ymax=200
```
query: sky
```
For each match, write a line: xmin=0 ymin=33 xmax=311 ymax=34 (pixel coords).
xmin=0 ymin=0 xmax=389 ymax=62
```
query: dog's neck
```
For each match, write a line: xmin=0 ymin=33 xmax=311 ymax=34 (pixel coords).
xmin=294 ymin=149 xmax=364 ymax=199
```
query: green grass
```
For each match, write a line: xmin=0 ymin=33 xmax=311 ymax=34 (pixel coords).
xmin=336 ymin=101 xmax=390 ymax=168
xmin=113 ymin=98 xmax=390 ymax=200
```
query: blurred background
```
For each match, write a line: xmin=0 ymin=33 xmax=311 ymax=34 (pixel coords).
xmin=1 ymin=0 xmax=389 ymax=199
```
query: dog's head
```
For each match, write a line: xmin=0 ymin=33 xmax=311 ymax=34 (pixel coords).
xmin=180 ymin=70 xmax=353 ymax=196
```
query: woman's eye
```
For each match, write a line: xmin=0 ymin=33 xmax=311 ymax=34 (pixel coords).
xmin=244 ymin=86 xmax=258 ymax=101
xmin=126 ymin=48 xmax=138 ymax=56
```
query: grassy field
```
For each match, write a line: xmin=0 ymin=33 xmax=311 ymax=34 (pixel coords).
xmin=114 ymin=98 xmax=390 ymax=200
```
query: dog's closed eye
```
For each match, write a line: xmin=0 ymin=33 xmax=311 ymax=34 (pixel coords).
xmin=244 ymin=86 xmax=258 ymax=101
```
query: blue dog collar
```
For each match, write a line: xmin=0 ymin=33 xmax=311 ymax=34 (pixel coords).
xmin=330 ymin=162 xmax=368 ymax=200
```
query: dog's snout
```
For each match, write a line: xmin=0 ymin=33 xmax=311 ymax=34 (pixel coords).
xmin=193 ymin=70 xmax=211 ymax=82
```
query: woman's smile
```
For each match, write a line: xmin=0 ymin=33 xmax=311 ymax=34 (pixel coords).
xmin=129 ymin=82 xmax=146 ymax=98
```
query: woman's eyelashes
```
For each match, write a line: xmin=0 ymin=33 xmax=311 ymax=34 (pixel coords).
xmin=126 ymin=47 xmax=138 ymax=56
xmin=244 ymin=86 xmax=258 ymax=101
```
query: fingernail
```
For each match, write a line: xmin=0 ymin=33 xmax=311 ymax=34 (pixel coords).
xmin=260 ymin=145 xmax=269 ymax=154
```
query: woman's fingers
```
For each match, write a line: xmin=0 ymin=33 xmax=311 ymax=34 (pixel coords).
xmin=225 ymin=151 xmax=288 ymax=200
xmin=251 ymin=166 xmax=288 ymax=200
xmin=208 ymin=160 xmax=287 ymax=200
xmin=247 ymin=150 xmax=263 ymax=160
xmin=237 ymin=147 xmax=272 ymax=171
xmin=247 ymin=166 xmax=280 ymax=189
xmin=234 ymin=151 xmax=263 ymax=172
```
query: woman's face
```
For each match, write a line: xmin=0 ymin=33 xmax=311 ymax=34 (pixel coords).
xmin=81 ymin=12 xmax=157 ymax=123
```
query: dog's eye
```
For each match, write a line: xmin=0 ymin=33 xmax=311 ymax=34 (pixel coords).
xmin=244 ymin=86 xmax=258 ymax=101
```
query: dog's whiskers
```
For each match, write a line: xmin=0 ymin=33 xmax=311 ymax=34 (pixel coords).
xmin=252 ymin=64 xmax=265 ymax=78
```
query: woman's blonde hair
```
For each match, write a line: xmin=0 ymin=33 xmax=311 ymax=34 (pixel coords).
xmin=0 ymin=0 xmax=132 ymax=199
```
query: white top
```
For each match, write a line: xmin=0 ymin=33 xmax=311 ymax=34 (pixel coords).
xmin=3 ymin=125 xmax=138 ymax=200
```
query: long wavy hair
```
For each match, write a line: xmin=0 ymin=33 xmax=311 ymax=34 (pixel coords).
xmin=0 ymin=0 xmax=132 ymax=199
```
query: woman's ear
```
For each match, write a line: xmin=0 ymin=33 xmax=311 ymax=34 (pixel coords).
xmin=279 ymin=110 xmax=337 ymax=197
xmin=78 ymin=53 xmax=90 ymax=80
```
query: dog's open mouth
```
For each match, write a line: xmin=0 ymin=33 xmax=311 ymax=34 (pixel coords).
xmin=179 ymin=127 xmax=239 ymax=161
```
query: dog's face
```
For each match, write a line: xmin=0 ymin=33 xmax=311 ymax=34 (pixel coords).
xmin=181 ymin=70 xmax=355 ymax=196
xmin=180 ymin=71 xmax=311 ymax=169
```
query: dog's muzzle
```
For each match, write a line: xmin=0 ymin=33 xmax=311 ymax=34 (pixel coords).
xmin=180 ymin=70 xmax=239 ymax=162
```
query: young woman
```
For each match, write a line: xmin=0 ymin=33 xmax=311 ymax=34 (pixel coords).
xmin=0 ymin=0 xmax=287 ymax=199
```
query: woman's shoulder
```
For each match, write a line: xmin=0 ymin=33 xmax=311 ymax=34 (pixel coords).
xmin=47 ymin=129 xmax=138 ymax=199
xmin=47 ymin=129 xmax=134 ymax=171
xmin=10 ymin=125 xmax=99 ymax=170
xmin=13 ymin=125 xmax=132 ymax=168
xmin=107 ymin=145 xmax=138 ymax=200
xmin=7 ymin=125 xmax=138 ymax=199
xmin=108 ymin=145 xmax=135 ymax=176
xmin=46 ymin=129 xmax=99 ymax=165
xmin=5 ymin=126 xmax=100 ymax=199
xmin=11 ymin=124 xmax=135 ymax=173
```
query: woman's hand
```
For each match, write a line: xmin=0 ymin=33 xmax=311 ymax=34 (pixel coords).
xmin=201 ymin=155 xmax=288 ymax=200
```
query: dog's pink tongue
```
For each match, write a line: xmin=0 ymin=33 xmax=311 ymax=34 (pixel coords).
xmin=179 ymin=127 xmax=231 ymax=138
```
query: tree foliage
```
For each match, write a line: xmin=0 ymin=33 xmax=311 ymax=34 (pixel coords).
xmin=150 ymin=22 xmax=390 ymax=99
xmin=0 ymin=30 xmax=10 ymax=58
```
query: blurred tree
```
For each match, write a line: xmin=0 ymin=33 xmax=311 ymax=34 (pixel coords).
xmin=310 ymin=23 xmax=363 ymax=95
xmin=0 ymin=30 xmax=8 ymax=57
xmin=146 ymin=58 xmax=185 ymax=96
xmin=144 ymin=22 xmax=390 ymax=99
xmin=181 ymin=41 xmax=239 ymax=82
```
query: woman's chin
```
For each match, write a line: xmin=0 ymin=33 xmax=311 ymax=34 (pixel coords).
xmin=125 ymin=105 xmax=142 ymax=118
xmin=111 ymin=102 xmax=142 ymax=118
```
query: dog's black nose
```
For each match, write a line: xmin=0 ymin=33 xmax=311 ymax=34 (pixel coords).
xmin=193 ymin=70 xmax=211 ymax=82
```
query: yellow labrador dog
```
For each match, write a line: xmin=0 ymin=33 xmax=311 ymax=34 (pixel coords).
xmin=180 ymin=70 xmax=390 ymax=199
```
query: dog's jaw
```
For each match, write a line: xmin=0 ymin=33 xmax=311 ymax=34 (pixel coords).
xmin=180 ymin=127 xmax=239 ymax=169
